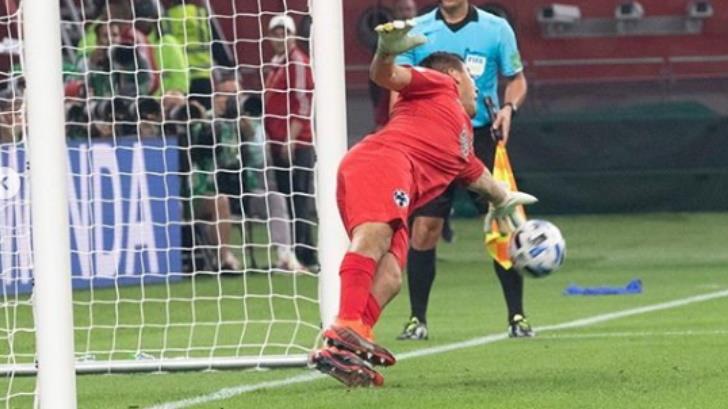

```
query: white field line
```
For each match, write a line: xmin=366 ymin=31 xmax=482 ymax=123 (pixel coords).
xmin=540 ymin=329 xmax=728 ymax=339
xmin=147 ymin=288 xmax=728 ymax=409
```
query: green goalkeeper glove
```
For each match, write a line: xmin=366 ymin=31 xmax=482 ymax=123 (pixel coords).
xmin=484 ymin=191 xmax=538 ymax=234
xmin=374 ymin=20 xmax=427 ymax=57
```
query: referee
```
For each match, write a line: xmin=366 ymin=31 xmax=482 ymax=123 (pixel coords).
xmin=394 ymin=0 xmax=531 ymax=339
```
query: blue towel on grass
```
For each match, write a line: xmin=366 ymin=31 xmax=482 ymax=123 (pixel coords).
xmin=563 ymin=279 xmax=642 ymax=296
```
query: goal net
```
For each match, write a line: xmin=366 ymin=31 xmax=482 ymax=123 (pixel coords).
xmin=0 ymin=0 xmax=344 ymax=405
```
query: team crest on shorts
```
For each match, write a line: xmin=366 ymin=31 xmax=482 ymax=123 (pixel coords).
xmin=393 ymin=189 xmax=410 ymax=208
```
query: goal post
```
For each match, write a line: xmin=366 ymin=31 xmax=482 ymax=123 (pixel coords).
xmin=22 ymin=0 xmax=77 ymax=408
xmin=0 ymin=0 xmax=349 ymax=405
xmin=311 ymin=0 xmax=348 ymax=329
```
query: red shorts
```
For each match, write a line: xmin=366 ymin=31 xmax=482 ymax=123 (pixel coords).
xmin=337 ymin=143 xmax=414 ymax=268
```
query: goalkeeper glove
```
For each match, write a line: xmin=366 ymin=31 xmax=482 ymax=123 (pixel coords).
xmin=484 ymin=191 xmax=538 ymax=234
xmin=374 ymin=20 xmax=427 ymax=57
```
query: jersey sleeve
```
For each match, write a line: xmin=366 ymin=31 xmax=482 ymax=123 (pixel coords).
xmin=458 ymin=154 xmax=486 ymax=186
xmin=497 ymin=20 xmax=523 ymax=77
xmin=397 ymin=67 xmax=452 ymax=99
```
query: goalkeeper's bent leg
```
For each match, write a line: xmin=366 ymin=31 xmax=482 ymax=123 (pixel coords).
xmin=338 ymin=253 xmax=377 ymax=323
xmin=325 ymin=251 xmax=401 ymax=367
xmin=369 ymin=252 xmax=404 ymax=314
xmin=336 ymin=223 xmax=393 ymax=328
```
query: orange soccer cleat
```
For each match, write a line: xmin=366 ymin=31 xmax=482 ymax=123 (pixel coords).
xmin=309 ymin=346 xmax=384 ymax=388
xmin=323 ymin=320 xmax=397 ymax=367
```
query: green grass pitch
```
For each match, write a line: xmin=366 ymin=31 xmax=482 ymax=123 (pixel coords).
xmin=3 ymin=212 xmax=728 ymax=408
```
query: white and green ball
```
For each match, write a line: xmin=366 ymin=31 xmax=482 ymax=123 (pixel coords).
xmin=509 ymin=219 xmax=565 ymax=278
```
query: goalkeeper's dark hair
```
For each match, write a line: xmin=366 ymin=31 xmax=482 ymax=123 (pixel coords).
xmin=420 ymin=52 xmax=465 ymax=74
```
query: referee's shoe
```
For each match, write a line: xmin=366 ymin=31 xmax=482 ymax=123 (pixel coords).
xmin=508 ymin=314 xmax=535 ymax=338
xmin=396 ymin=317 xmax=429 ymax=340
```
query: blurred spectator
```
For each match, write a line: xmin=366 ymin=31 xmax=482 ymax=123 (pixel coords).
xmin=70 ymin=3 xmax=166 ymax=140
xmin=162 ymin=89 xmax=186 ymax=115
xmin=209 ymin=71 xmax=305 ymax=271
xmin=169 ymin=98 xmax=241 ymax=272
xmin=163 ymin=0 xmax=232 ymax=109
xmin=133 ymin=0 xmax=190 ymax=96
xmin=264 ymin=14 xmax=317 ymax=268
xmin=137 ymin=97 xmax=163 ymax=137
xmin=234 ymin=93 xmax=305 ymax=271
xmin=75 ymin=1 xmax=130 ymax=54
xmin=371 ymin=0 xmax=418 ymax=128
xmin=76 ymin=4 xmax=160 ymax=97
xmin=210 ymin=72 xmax=242 ymax=179
xmin=64 ymin=80 xmax=89 ymax=140
xmin=82 ymin=22 xmax=158 ymax=97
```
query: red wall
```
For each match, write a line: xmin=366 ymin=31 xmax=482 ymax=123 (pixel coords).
xmin=507 ymin=0 xmax=728 ymax=83
xmin=2 ymin=1 xmax=722 ymax=89
xmin=211 ymin=0 xmax=728 ymax=89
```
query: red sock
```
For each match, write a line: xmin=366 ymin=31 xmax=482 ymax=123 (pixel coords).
xmin=338 ymin=252 xmax=377 ymax=322
xmin=361 ymin=294 xmax=382 ymax=327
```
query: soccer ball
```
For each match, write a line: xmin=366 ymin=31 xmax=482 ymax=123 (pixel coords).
xmin=509 ymin=219 xmax=565 ymax=278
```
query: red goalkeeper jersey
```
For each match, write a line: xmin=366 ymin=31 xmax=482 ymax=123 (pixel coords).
xmin=337 ymin=67 xmax=486 ymax=267
xmin=361 ymin=67 xmax=484 ymax=210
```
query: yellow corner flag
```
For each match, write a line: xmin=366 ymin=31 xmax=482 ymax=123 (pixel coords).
xmin=484 ymin=142 xmax=525 ymax=269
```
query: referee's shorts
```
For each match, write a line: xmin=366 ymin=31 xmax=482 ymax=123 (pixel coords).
xmin=411 ymin=126 xmax=495 ymax=219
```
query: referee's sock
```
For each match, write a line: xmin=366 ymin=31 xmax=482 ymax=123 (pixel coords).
xmin=493 ymin=261 xmax=524 ymax=322
xmin=407 ymin=248 xmax=436 ymax=324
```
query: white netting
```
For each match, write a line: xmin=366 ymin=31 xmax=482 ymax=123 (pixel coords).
xmin=0 ymin=3 xmax=36 ymax=407
xmin=0 ymin=0 xmax=321 ymax=404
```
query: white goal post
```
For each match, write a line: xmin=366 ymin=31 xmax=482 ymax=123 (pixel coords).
xmin=311 ymin=0 xmax=349 ymax=330
xmin=0 ymin=0 xmax=347 ymax=406
xmin=23 ymin=0 xmax=78 ymax=407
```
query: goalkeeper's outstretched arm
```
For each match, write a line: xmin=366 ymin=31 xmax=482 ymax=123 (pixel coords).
xmin=370 ymin=20 xmax=426 ymax=92
xmin=467 ymin=168 xmax=508 ymax=206
xmin=370 ymin=49 xmax=412 ymax=92
xmin=467 ymin=169 xmax=538 ymax=232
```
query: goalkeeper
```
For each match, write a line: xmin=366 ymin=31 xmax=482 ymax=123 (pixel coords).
xmin=309 ymin=21 xmax=536 ymax=387
xmin=394 ymin=0 xmax=532 ymax=340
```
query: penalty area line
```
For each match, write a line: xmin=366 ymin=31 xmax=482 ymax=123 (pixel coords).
xmin=147 ymin=288 xmax=728 ymax=409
